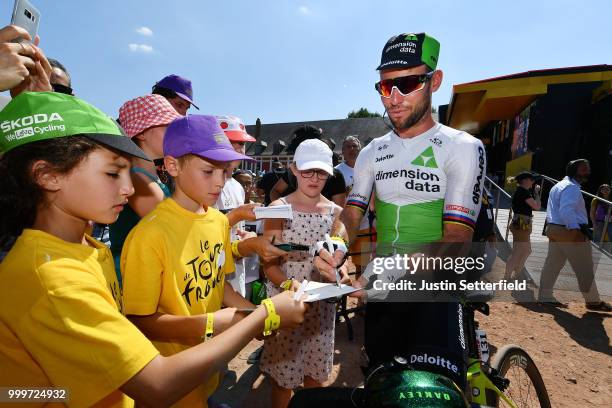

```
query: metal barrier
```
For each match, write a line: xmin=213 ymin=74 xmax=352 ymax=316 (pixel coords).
xmin=484 ymin=176 xmax=514 ymax=241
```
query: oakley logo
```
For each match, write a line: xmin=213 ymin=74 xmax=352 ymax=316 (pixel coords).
xmin=1 ymin=113 xmax=64 ymax=133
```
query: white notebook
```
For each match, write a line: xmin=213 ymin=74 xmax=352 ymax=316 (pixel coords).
xmin=254 ymin=204 xmax=293 ymax=220
xmin=302 ymin=281 xmax=358 ymax=303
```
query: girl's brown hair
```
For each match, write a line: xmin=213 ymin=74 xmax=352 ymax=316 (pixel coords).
xmin=0 ymin=136 xmax=100 ymax=247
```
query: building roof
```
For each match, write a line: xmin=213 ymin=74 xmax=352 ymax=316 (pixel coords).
xmin=445 ymin=64 xmax=612 ymax=134
xmin=244 ymin=117 xmax=390 ymax=156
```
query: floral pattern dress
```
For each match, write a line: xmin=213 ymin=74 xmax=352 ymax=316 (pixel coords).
xmin=260 ymin=201 xmax=337 ymax=389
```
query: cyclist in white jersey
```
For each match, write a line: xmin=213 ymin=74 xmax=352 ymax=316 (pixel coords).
xmin=314 ymin=32 xmax=486 ymax=391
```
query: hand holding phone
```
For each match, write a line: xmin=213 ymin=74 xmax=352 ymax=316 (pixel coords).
xmin=0 ymin=25 xmax=36 ymax=91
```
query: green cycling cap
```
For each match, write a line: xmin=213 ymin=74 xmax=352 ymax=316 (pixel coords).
xmin=0 ymin=92 xmax=149 ymax=160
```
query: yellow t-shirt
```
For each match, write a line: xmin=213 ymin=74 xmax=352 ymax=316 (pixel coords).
xmin=0 ymin=229 xmax=159 ymax=408
xmin=121 ymin=198 xmax=234 ymax=408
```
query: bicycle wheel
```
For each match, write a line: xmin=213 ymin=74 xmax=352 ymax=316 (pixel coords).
xmin=491 ymin=344 xmax=551 ymax=408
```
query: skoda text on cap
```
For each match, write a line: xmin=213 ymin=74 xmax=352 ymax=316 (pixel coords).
xmin=293 ymin=139 xmax=334 ymax=175
xmin=215 ymin=115 xmax=256 ymax=143
xmin=155 ymin=74 xmax=199 ymax=109
xmin=0 ymin=92 xmax=149 ymax=160
xmin=377 ymin=32 xmax=440 ymax=71
xmin=118 ymin=94 xmax=182 ymax=138
xmin=163 ymin=115 xmax=255 ymax=163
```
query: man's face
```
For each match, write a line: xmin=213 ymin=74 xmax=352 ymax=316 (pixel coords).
xmin=231 ymin=141 xmax=246 ymax=155
xmin=235 ymin=173 xmax=253 ymax=195
xmin=379 ymin=65 xmax=441 ymax=132
xmin=167 ymin=96 xmax=191 ymax=116
xmin=50 ymin=67 xmax=70 ymax=88
xmin=228 ymin=141 xmax=246 ymax=173
xmin=342 ymin=139 xmax=361 ymax=163
xmin=575 ymin=163 xmax=590 ymax=183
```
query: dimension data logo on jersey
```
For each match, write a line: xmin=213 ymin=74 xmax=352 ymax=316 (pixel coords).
xmin=411 ymin=146 xmax=438 ymax=168
xmin=375 ymin=167 xmax=441 ymax=192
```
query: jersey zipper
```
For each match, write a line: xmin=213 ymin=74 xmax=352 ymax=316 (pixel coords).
xmin=392 ymin=204 xmax=400 ymax=252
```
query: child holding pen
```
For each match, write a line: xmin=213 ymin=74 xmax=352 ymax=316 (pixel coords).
xmin=261 ymin=139 xmax=350 ymax=408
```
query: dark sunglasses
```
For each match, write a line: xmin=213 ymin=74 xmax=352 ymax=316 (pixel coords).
xmin=374 ymin=72 xmax=434 ymax=98
xmin=52 ymin=83 xmax=74 ymax=95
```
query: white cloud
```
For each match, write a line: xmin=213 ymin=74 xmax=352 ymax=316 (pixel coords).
xmin=128 ymin=43 xmax=154 ymax=53
xmin=135 ymin=26 xmax=153 ymax=36
xmin=298 ymin=6 xmax=311 ymax=15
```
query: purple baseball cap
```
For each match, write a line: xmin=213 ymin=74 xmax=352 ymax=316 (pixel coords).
xmin=154 ymin=74 xmax=199 ymax=109
xmin=163 ymin=115 xmax=255 ymax=162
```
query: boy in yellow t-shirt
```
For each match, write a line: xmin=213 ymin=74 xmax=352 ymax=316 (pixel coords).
xmin=121 ymin=115 xmax=285 ymax=407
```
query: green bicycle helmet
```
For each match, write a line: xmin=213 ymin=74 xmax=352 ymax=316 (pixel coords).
xmin=363 ymin=362 xmax=468 ymax=407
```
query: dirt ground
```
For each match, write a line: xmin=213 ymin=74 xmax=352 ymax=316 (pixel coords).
xmin=213 ymin=259 xmax=612 ymax=407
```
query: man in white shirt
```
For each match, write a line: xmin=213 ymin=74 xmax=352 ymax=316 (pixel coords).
xmin=335 ymin=136 xmax=361 ymax=187
xmin=539 ymin=159 xmax=611 ymax=311
xmin=215 ymin=115 xmax=258 ymax=297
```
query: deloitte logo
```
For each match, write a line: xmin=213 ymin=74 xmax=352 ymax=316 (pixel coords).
xmin=411 ymin=146 xmax=438 ymax=168
xmin=409 ymin=353 xmax=459 ymax=374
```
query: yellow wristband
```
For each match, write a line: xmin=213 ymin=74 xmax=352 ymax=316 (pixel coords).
xmin=280 ymin=279 xmax=293 ymax=291
xmin=262 ymin=298 xmax=281 ymax=336
xmin=231 ymin=240 xmax=242 ymax=258
xmin=203 ymin=313 xmax=214 ymax=341
xmin=331 ymin=236 xmax=348 ymax=245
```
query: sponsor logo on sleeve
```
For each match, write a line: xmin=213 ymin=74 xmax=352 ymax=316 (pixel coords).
xmin=472 ymin=146 xmax=485 ymax=204
xmin=445 ymin=204 xmax=476 ymax=217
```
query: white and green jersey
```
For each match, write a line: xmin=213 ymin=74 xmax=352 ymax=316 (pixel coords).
xmin=346 ymin=123 xmax=485 ymax=251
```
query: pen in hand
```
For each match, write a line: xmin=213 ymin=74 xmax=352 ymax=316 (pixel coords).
xmin=324 ymin=233 xmax=341 ymax=287
xmin=293 ymin=279 xmax=308 ymax=301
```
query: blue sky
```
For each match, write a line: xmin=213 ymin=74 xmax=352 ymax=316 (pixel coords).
xmin=2 ymin=0 xmax=610 ymax=125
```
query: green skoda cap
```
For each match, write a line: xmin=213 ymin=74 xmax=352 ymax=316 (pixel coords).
xmin=377 ymin=32 xmax=440 ymax=71
xmin=0 ymin=92 xmax=149 ymax=160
